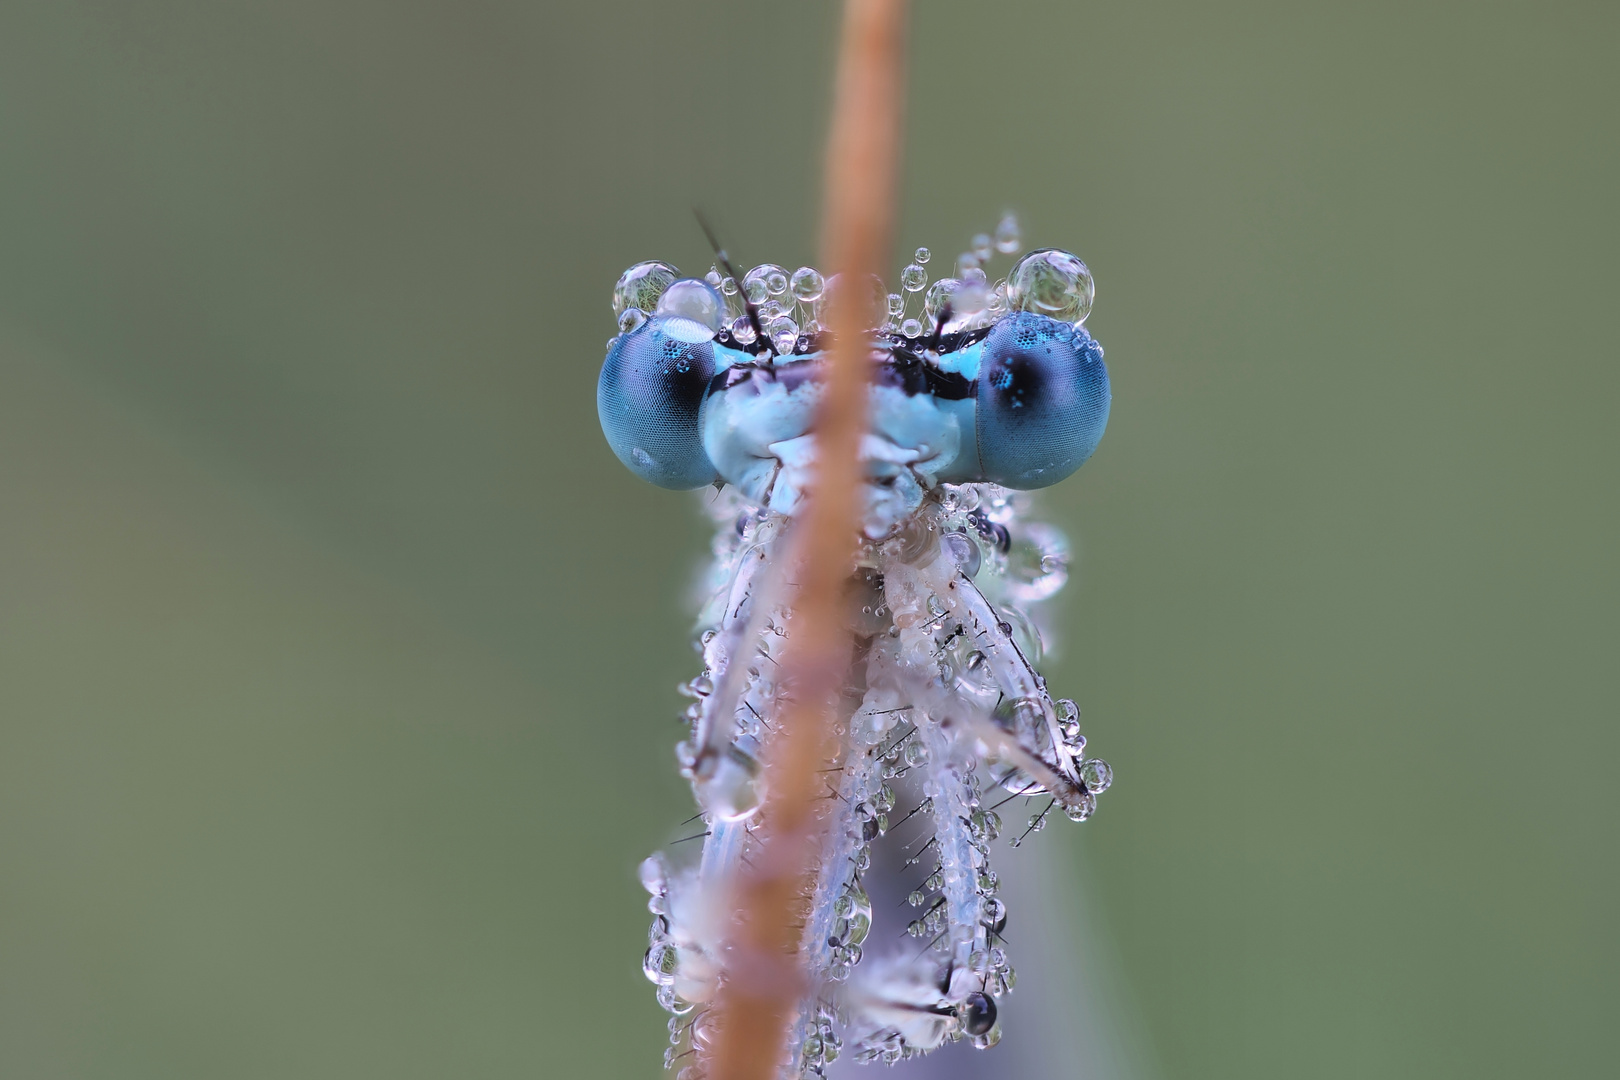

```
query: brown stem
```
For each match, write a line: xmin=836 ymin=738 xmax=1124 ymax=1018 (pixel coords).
xmin=703 ymin=2 xmax=907 ymax=1078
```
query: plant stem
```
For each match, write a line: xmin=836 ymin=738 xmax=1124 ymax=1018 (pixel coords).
xmin=704 ymin=2 xmax=907 ymax=1078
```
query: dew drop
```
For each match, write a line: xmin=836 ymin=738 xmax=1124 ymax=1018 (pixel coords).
xmin=1080 ymin=758 xmax=1113 ymax=794
xmin=729 ymin=316 xmax=757 ymax=346
xmin=1063 ymin=790 xmax=1099 ymax=822
xmin=612 ymin=260 xmax=679 ymax=317
xmin=971 ymin=233 xmax=993 ymax=262
xmin=639 ymin=853 xmax=669 ymax=896
xmin=914 ymin=246 xmax=931 ymax=264
xmin=767 ymin=317 xmax=800 ymax=354
xmin=1006 ymin=248 xmax=1095 ymax=323
xmin=790 ymin=266 xmax=825 ymax=302
xmin=994 ymin=213 xmax=1021 ymax=254
xmin=618 ymin=308 xmax=648 ymax=334
xmin=901 ymin=262 xmax=928 ymax=292
xmin=654 ymin=278 xmax=725 ymax=331
xmin=1004 ymin=522 xmax=1071 ymax=603
xmin=743 ymin=263 xmax=789 ymax=304
xmin=643 ymin=942 xmax=678 ymax=985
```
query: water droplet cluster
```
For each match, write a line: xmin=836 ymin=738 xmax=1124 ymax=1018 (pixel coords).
xmin=603 ymin=212 xmax=1096 ymax=362
xmin=636 ymin=479 xmax=1112 ymax=1077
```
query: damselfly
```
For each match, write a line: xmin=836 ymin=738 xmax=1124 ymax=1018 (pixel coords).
xmin=599 ymin=222 xmax=1113 ymax=1077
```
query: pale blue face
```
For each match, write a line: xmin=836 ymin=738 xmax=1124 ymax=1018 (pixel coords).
xmin=598 ymin=282 xmax=1110 ymax=536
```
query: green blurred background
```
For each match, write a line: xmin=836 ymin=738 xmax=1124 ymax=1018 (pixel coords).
xmin=1 ymin=2 xmax=1614 ymax=1077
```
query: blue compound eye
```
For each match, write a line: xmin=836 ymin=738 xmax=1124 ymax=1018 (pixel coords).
xmin=597 ymin=314 xmax=719 ymax=489
xmin=975 ymin=311 xmax=1111 ymax=489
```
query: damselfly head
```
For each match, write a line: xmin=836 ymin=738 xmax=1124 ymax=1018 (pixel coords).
xmin=597 ymin=220 xmax=1111 ymax=541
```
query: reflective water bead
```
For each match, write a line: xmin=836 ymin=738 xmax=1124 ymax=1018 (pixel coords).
xmin=618 ymin=307 xmax=648 ymax=334
xmin=907 ymin=889 xmax=926 ymax=907
xmin=914 ymin=246 xmax=931 ymax=264
xmin=843 ymin=883 xmax=872 ymax=944
xmin=1006 ymin=247 xmax=1095 ymax=323
xmin=639 ymin=853 xmax=670 ymax=896
xmin=971 ymin=233 xmax=993 ymax=262
xmin=1063 ymin=790 xmax=1099 ymax=822
xmin=742 ymin=263 xmax=789 ymax=304
xmin=942 ymin=531 xmax=981 ymax=577
xmin=1079 ymin=757 xmax=1113 ymax=794
xmin=719 ymin=276 xmax=739 ymax=296
xmin=1004 ymin=521 xmax=1071 ymax=603
xmin=768 ymin=317 xmax=800 ymax=354
xmin=903 ymin=739 xmax=929 ymax=766
xmin=790 ymin=266 xmax=825 ymax=302
xmin=900 ymin=317 xmax=923 ymax=338
xmin=901 ymin=262 xmax=928 ymax=292
xmin=994 ymin=212 xmax=1022 ymax=254
xmin=613 ymin=260 xmax=680 ymax=317
xmin=887 ymin=292 xmax=905 ymax=317
xmin=655 ymin=279 xmax=725 ymax=331
xmin=957 ymin=252 xmax=980 ymax=275
xmin=729 ymin=315 xmax=757 ymax=345
xmin=643 ymin=942 xmax=678 ymax=985
xmin=923 ymin=278 xmax=961 ymax=321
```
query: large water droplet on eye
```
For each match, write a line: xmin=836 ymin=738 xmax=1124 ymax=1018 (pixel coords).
xmin=1006 ymin=248 xmax=1095 ymax=324
xmin=994 ymin=213 xmax=1021 ymax=254
xmin=1004 ymin=522 xmax=1071 ymax=603
xmin=655 ymin=278 xmax=725 ymax=330
xmin=613 ymin=260 xmax=680 ymax=317
xmin=790 ymin=266 xmax=824 ymax=302
xmin=1079 ymin=757 xmax=1113 ymax=794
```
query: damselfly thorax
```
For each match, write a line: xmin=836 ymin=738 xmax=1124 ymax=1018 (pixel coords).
xmin=601 ymin=234 xmax=1115 ymax=1076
